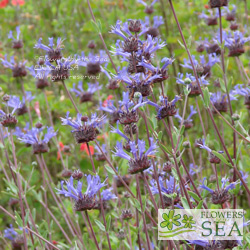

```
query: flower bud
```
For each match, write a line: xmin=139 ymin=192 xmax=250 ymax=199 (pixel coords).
xmin=87 ymin=40 xmax=96 ymax=49
xmin=184 ymin=78 xmax=192 ymax=85
xmin=2 ymin=94 xmax=10 ymax=102
xmin=81 ymin=116 xmax=89 ymax=122
xmin=128 ymin=20 xmax=142 ymax=33
xmin=134 ymin=92 xmax=142 ymax=99
xmin=232 ymin=113 xmax=240 ymax=121
xmin=61 ymin=169 xmax=72 ymax=178
xmin=72 ymin=170 xmax=83 ymax=180
xmin=35 ymin=122 xmax=43 ymax=129
xmin=183 ymin=141 xmax=191 ymax=148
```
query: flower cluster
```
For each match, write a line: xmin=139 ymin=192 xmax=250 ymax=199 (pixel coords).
xmin=148 ymin=95 xmax=181 ymax=120
xmin=210 ymin=91 xmax=236 ymax=114
xmin=176 ymin=73 xmax=209 ymax=97
xmin=57 ymin=175 xmax=116 ymax=211
xmin=150 ymin=175 xmax=180 ymax=207
xmin=199 ymin=9 xmax=219 ymax=26
xmin=77 ymin=51 xmax=107 ymax=75
xmin=8 ymin=26 xmax=23 ymax=49
xmin=117 ymin=92 xmax=147 ymax=124
xmin=175 ymin=105 xmax=197 ymax=129
xmin=181 ymin=53 xmax=220 ymax=78
xmin=18 ymin=126 xmax=57 ymax=154
xmin=34 ymin=37 xmax=64 ymax=62
xmin=113 ymin=137 xmax=157 ymax=174
xmin=71 ymin=81 xmax=102 ymax=103
xmin=61 ymin=112 xmax=105 ymax=143
xmin=0 ymin=96 xmax=22 ymax=128
xmin=224 ymin=30 xmax=250 ymax=57
xmin=200 ymin=177 xmax=239 ymax=204
xmin=1 ymin=55 xmax=27 ymax=77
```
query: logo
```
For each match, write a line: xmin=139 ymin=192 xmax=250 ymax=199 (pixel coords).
xmin=158 ymin=209 xmax=244 ymax=241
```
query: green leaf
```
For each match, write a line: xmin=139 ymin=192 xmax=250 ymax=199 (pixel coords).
xmin=97 ymin=19 xmax=102 ymax=32
xmin=24 ymin=210 xmax=29 ymax=226
xmin=236 ymin=141 xmax=243 ymax=164
xmin=181 ymin=197 xmax=190 ymax=209
xmin=15 ymin=211 xmax=23 ymax=227
xmin=160 ymin=144 xmax=173 ymax=156
xmin=178 ymin=40 xmax=185 ymax=49
xmin=163 ymin=192 xmax=177 ymax=199
xmin=176 ymin=149 xmax=185 ymax=163
xmin=172 ymin=131 xmax=178 ymax=146
xmin=180 ymin=125 xmax=185 ymax=136
xmin=196 ymin=200 xmax=203 ymax=209
xmin=187 ymin=36 xmax=192 ymax=48
xmin=227 ymin=76 xmax=233 ymax=91
xmin=171 ymin=167 xmax=179 ymax=181
xmin=105 ymin=165 xmax=116 ymax=175
xmin=183 ymin=85 xmax=189 ymax=96
xmin=91 ymin=20 xmax=101 ymax=33
xmin=106 ymin=215 xmax=111 ymax=232
xmin=94 ymin=219 xmax=105 ymax=232
xmin=131 ymin=198 xmax=141 ymax=213
xmin=4 ymin=179 xmax=18 ymax=195
xmin=212 ymin=151 xmax=231 ymax=166
xmin=123 ymin=240 xmax=131 ymax=249
xmin=188 ymin=191 xmax=201 ymax=202
xmin=203 ymin=87 xmax=210 ymax=108
xmin=32 ymin=208 xmax=36 ymax=221
xmin=180 ymin=165 xmax=184 ymax=176
xmin=74 ymin=241 xmax=80 ymax=250
xmin=158 ymin=131 xmax=162 ymax=141
xmin=87 ymin=169 xmax=96 ymax=176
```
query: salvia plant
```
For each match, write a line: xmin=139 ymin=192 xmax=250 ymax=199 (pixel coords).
xmin=0 ymin=0 xmax=250 ymax=250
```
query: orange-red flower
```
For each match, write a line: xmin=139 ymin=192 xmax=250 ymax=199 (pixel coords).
xmin=80 ymin=143 xmax=94 ymax=155
xmin=204 ymin=4 xmax=209 ymax=9
xmin=97 ymin=133 xmax=108 ymax=140
xmin=57 ymin=142 xmax=65 ymax=160
xmin=12 ymin=0 xmax=25 ymax=6
xmin=102 ymin=95 xmax=113 ymax=107
xmin=0 ymin=0 xmax=8 ymax=8
xmin=34 ymin=101 xmax=41 ymax=119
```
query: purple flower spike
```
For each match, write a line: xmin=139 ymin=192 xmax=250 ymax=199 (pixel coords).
xmin=200 ymin=177 xmax=214 ymax=193
xmin=56 ymin=175 xmax=108 ymax=211
xmin=1 ymin=55 xmax=27 ymax=77
xmin=4 ymin=224 xmax=18 ymax=241
xmin=197 ymin=139 xmax=212 ymax=153
xmin=34 ymin=37 xmax=64 ymax=61
xmin=101 ymin=188 xmax=117 ymax=201
xmin=147 ymin=95 xmax=181 ymax=120
xmin=18 ymin=126 xmax=56 ymax=154
xmin=113 ymin=137 xmax=158 ymax=174
xmin=118 ymin=92 xmax=147 ymax=124
xmin=110 ymin=121 xmax=130 ymax=141
xmin=8 ymin=26 xmax=23 ymax=49
xmin=61 ymin=112 xmax=106 ymax=143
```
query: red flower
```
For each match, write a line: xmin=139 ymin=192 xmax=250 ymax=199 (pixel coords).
xmin=102 ymin=95 xmax=113 ymax=107
xmin=59 ymin=142 xmax=64 ymax=149
xmin=97 ymin=133 xmax=107 ymax=140
xmin=52 ymin=240 xmax=58 ymax=245
xmin=204 ymin=4 xmax=209 ymax=9
xmin=34 ymin=101 xmax=41 ymax=119
xmin=80 ymin=143 xmax=94 ymax=156
xmin=0 ymin=0 xmax=8 ymax=8
xmin=57 ymin=142 xmax=64 ymax=160
xmin=222 ymin=201 xmax=230 ymax=209
xmin=12 ymin=0 xmax=25 ymax=6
